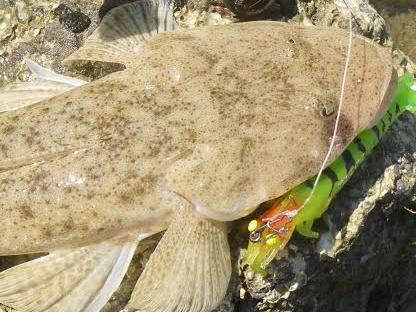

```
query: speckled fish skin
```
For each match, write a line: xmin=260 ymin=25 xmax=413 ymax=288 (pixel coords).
xmin=0 ymin=21 xmax=394 ymax=255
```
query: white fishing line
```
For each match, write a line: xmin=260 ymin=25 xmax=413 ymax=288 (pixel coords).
xmin=295 ymin=9 xmax=353 ymax=215
xmin=312 ymin=12 xmax=353 ymax=190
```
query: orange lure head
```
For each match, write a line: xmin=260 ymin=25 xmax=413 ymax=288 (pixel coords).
xmin=244 ymin=197 xmax=298 ymax=274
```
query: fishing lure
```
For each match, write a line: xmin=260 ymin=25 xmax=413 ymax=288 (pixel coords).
xmin=245 ymin=73 xmax=416 ymax=273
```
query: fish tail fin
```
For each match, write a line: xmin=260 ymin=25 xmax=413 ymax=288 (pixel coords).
xmin=0 ymin=60 xmax=86 ymax=113
xmin=0 ymin=237 xmax=138 ymax=312
xmin=127 ymin=204 xmax=231 ymax=312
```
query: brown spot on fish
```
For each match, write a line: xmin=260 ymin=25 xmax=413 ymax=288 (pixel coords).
xmin=119 ymin=191 xmax=135 ymax=204
xmin=41 ymin=107 xmax=50 ymax=114
xmin=18 ymin=204 xmax=35 ymax=219
xmin=3 ymin=124 xmax=15 ymax=135
xmin=0 ymin=143 xmax=8 ymax=157
xmin=63 ymin=217 xmax=75 ymax=232
xmin=42 ymin=227 xmax=53 ymax=238
xmin=25 ymin=135 xmax=35 ymax=146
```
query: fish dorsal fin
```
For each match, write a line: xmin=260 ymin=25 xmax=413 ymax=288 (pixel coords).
xmin=128 ymin=204 xmax=231 ymax=312
xmin=64 ymin=0 xmax=178 ymax=68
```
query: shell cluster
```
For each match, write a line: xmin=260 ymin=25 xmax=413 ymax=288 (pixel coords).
xmin=174 ymin=5 xmax=235 ymax=28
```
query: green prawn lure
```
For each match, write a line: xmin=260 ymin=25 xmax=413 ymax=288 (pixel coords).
xmin=245 ymin=73 xmax=416 ymax=273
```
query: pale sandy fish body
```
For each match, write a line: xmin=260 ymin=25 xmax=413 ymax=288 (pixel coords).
xmin=0 ymin=0 xmax=396 ymax=311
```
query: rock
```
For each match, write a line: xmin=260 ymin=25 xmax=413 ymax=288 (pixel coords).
xmin=0 ymin=0 xmax=102 ymax=88
xmin=295 ymin=0 xmax=390 ymax=44
xmin=174 ymin=5 xmax=235 ymax=28
xmin=54 ymin=3 xmax=91 ymax=33
xmin=372 ymin=0 xmax=416 ymax=62
xmin=230 ymin=0 xmax=275 ymax=17
xmin=15 ymin=0 xmax=29 ymax=23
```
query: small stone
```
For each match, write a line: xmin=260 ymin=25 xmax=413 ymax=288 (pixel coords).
xmin=16 ymin=0 xmax=29 ymax=23
xmin=281 ymin=290 xmax=291 ymax=299
xmin=0 ymin=9 xmax=12 ymax=39
xmin=54 ymin=4 xmax=91 ymax=33
xmin=288 ymin=244 xmax=298 ymax=252
xmin=335 ymin=231 xmax=342 ymax=240
xmin=288 ymin=282 xmax=299 ymax=292
xmin=239 ymin=287 xmax=246 ymax=299
xmin=396 ymin=178 xmax=407 ymax=192
xmin=174 ymin=6 xmax=234 ymax=28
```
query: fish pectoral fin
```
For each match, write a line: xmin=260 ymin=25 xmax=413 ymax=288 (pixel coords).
xmin=63 ymin=0 xmax=178 ymax=68
xmin=0 ymin=237 xmax=138 ymax=312
xmin=127 ymin=205 xmax=231 ymax=312
xmin=25 ymin=59 xmax=87 ymax=87
xmin=0 ymin=60 xmax=86 ymax=113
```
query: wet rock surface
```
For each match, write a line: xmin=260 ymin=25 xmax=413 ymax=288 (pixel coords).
xmin=0 ymin=0 xmax=102 ymax=87
xmin=0 ymin=0 xmax=415 ymax=312
xmin=54 ymin=4 xmax=91 ymax=33
xmin=372 ymin=0 xmax=416 ymax=62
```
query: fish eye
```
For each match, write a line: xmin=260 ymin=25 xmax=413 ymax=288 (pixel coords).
xmin=320 ymin=107 xmax=335 ymax=117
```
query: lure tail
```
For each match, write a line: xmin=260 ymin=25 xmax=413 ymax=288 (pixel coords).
xmin=396 ymin=73 xmax=416 ymax=113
